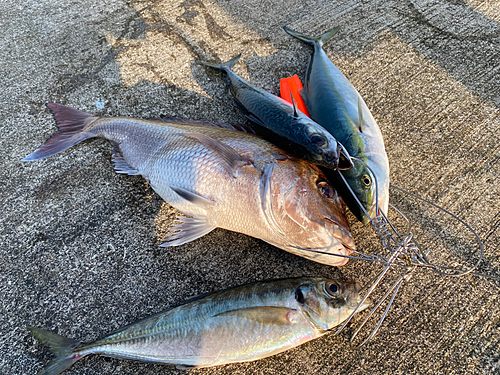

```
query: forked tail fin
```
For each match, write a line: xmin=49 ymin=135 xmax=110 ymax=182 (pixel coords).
xmin=199 ymin=54 xmax=242 ymax=72
xmin=283 ymin=26 xmax=340 ymax=48
xmin=28 ymin=327 xmax=85 ymax=375
xmin=22 ymin=103 xmax=97 ymax=161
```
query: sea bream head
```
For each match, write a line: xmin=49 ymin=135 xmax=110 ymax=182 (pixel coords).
xmin=295 ymin=278 xmax=370 ymax=330
xmin=261 ymin=158 xmax=355 ymax=266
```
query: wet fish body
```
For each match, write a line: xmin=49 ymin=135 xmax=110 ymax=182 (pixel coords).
xmin=23 ymin=104 xmax=354 ymax=266
xmin=201 ymin=55 xmax=353 ymax=170
xmin=284 ymin=27 xmax=390 ymax=223
xmin=29 ymin=277 xmax=369 ymax=374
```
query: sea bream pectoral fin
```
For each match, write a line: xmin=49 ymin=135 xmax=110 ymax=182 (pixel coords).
xmin=170 ymin=186 xmax=216 ymax=209
xmin=214 ymin=306 xmax=300 ymax=326
xmin=183 ymin=132 xmax=252 ymax=177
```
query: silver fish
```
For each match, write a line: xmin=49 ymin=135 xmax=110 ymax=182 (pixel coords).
xmin=29 ymin=277 xmax=370 ymax=373
xmin=284 ymin=26 xmax=390 ymax=224
xmin=200 ymin=55 xmax=354 ymax=170
xmin=23 ymin=103 xmax=355 ymax=265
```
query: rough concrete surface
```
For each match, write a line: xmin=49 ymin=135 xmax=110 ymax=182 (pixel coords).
xmin=1 ymin=0 xmax=499 ymax=374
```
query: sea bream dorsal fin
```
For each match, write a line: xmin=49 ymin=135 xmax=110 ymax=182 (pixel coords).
xmin=150 ymin=116 xmax=257 ymax=134
xmin=183 ymin=132 xmax=252 ymax=176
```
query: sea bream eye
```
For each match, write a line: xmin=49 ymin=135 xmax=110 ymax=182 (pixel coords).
xmin=325 ymin=282 xmax=339 ymax=296
xmin=317 ymin=181 xmax=334 ymax=198
xmin=310 ymin=134 xmax=327 ymax=147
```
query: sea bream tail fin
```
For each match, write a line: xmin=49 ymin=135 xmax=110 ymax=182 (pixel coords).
xmin=198 ymin=54 xmax=242 ymax=72
xmin=22 ymin=103 xmax=97 ymax=161
xmin=283 ymin=26 xmax=340 ymax=48
xmin=28 ymin=327 xmax=84 ymax=375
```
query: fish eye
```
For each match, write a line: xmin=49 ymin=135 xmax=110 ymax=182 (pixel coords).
xmin=361 ymin=174 xmax=372 ymax=187
xmin=310 ymin=134 xmax=327 ymax=147
xmin=317 ymin=181 xmax=334 ymax=198
xmin=325 ymin=282 xmax=339 ymax=297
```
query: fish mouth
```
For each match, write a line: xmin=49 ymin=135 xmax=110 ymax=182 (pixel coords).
xmin=345 ymin=282 xmax=372 ymax=310
xmin=337 ymin=143 xmax=354 ymax=170
xmin=324 ymin=217 xmax=356 ymax=265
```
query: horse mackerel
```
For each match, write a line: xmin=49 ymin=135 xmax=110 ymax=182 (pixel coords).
xmin=29 ymin=277 xmax=370 ymax=374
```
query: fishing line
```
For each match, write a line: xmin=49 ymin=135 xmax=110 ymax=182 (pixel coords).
xmin=300 ymin=156 xmax=497 ymax=344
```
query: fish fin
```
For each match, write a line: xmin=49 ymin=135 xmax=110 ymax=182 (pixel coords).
xmin=217 ymin=122 xmax=257 ymax=134
xmin=22 ymin=103 xmax=97 ymax=161
xmin=214 ymin=306 xmax=299 ymax=326
xmin=283 ymin=26 xmax=340 ymax=48
xmin=246 ymin=114 xmax=266 ymax=127
xmin=170 ymin=186 xmax=215 ymax=209
xmin=160 ymin=216 xmax=216 ymax=247
xmin=112 ymin=145 xmax=140 ymax=175
xmin=357 ymin=97 xmax=364 ymax=132
xmin=176 ymin=364 xmax=206 ymax=370
xmin=183 ymin=132 xmax=252 ymax=176
xmin=290 ymin=92 xmax=299 ymax=117
xmin=298 ymin=87 xmax=308 ymax=103
xmin=148 ymin=117 xmax=225 ymax=128
xmin=198 ymin=54 xmax=241 ymax=72
xmin=27 ymin=327 xmax=84 ymax=375
xmin=150 ymin=117 xmax=257 ymax=134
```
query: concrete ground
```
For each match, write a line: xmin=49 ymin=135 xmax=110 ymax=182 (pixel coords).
xmin=1 ymin=0 xmax=499 ymax=374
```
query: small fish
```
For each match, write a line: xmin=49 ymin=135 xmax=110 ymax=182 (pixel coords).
xmin=284 ymin=26 xmax=390 ymax=224
xmin=23 ymin=103 xmax=355 ymax=266
xmin=200 ymin=55 xmax=353 ymax=170
xmin=29 ymin=277 xmax=370 ymax=373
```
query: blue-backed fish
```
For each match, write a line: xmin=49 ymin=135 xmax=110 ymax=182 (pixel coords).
xmin=29 ymin=277 xmax=369 ymax=374
xmin=200 ymin=55 xmax=353 ymax=170
xmin=23 ymin=103 xmax=355 ymax=265
xmin=284 ymin=26 xmax=390 ymax=224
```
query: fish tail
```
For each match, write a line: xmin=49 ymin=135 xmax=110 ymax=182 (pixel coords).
xmin=28 ymin=327 xmax=85 ymax=375
xmin=283 ymin=26 xmax=340 ymax=48
xmin=199 ymin=54 xmax=242 ymax=72
xmin=22 ymin=103 xmax=98 ymax=161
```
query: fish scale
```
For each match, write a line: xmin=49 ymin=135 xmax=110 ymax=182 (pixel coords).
xmin=29 ymin=278 xmax=369 ymax=373
xmin=23 ymin=103 xmax=355 ymax=266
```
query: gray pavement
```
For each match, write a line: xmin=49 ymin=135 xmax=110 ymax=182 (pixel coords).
xmin=1 ymin=0 xmax=499 ymax=374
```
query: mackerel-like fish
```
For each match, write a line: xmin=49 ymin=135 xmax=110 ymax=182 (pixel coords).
xmin=29 ymin=277 xmax=369 ymax=373
xmin=200 ymin=55 xmax=353 ymax=170
xmin=23 ymin=104 xmax=355 ymax=265
xmin=284 ymin=26 xmax=390 ymax=224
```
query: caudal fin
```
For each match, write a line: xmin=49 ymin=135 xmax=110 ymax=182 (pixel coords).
xmin=22 ymin=103 xmax=97 ymax=161
xmin=283 ymin=26 xmax=340 ymax=48
xmin=28 ymin=327 xmax=85 ymax=375
xmin=199 ymin=54 xmax=242 ymax=72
